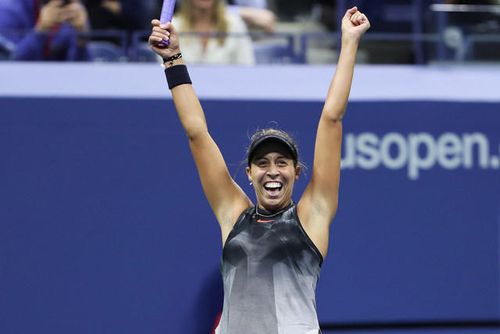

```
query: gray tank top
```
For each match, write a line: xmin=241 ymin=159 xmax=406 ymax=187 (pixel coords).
xmin=215 ymin=204 xmax=323 ymax=334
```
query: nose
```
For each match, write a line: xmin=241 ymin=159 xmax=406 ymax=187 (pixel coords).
xmin=267 ymin=163 xmax=279 ymax=178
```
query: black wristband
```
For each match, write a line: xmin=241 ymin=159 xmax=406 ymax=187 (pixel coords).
xmin=164 ymin=65 xmax=192 ymax=90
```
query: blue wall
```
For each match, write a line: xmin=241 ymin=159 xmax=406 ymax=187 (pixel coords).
xmin=0 ymin=77 xmax=499 ymax=333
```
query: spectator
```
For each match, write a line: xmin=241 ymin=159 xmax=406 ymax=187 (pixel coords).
xmin=172 ymin=0 xmax=255 ymax=65
xmin=0 ymin=0 xmax=90 ymax=61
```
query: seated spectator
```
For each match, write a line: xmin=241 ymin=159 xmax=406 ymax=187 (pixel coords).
xmin=172 ymin=0 xmax=255 ymax=65
xmin=0 ymin=0 xmax=90 ymax=61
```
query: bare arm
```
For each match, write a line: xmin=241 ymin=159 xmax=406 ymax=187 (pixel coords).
xmin=237 ymin=7 xmax=276 ymax=33
xmin=149 ymin=20 xmax=252 ymax=239
xmin=298 ymin=7 xmax=370 ymax=256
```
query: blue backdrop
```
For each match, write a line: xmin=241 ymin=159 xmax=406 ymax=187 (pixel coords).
xmin=0 ymin=97 xmax=499 ymax=333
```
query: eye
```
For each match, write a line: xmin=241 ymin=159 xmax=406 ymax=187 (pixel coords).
xmin=277 ymin=159 xmax=288 ymax=167
xmin=256 ymin=159 xmax=268 ymax=167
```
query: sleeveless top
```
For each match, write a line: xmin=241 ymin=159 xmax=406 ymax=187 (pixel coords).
xmin=215 ymin=203 xmax=323 ymax=334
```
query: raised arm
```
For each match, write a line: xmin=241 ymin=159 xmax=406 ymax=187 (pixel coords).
xmin=149 ymin=20 xmax=252 ymax=240
xmin=298 ymin=7 xmax=370 ymax=257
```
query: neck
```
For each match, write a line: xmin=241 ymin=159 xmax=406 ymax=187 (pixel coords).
xmin=192 ymin=7 xmax=212 ymax=23
xmin=256 ymin=201 xmax=293 ymax=217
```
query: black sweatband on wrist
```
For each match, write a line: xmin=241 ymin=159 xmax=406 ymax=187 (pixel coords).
xmin=164 ymin=65 xmax=192 ymax=90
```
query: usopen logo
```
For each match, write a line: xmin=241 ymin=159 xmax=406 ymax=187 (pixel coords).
xmin=341 ymin=132 xmax=500 ymax=180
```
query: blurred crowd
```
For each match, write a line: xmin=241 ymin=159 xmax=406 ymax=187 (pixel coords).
xmin=0 ymin=0 xmax=280 ymax=62
xmin=0 ymin=0 xmax=498 ymax=64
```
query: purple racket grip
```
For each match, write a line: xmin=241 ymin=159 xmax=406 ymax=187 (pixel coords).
xmin=158 ymin=0 xmax=176 ymax=47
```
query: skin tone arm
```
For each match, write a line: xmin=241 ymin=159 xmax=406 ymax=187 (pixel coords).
xmin=297 ymin=7 xmax=370 ymax=258
xmin=148 ymin=20 xmax=252 ymax=243
xmin=238 ymin=7 xmax=276 ymax=32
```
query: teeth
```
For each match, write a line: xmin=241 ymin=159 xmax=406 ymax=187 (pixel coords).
xmin=264 ymin=182 xmax=282 ymax=189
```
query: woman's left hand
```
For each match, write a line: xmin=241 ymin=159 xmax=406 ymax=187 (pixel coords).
xmin=341 ymin=6 xmax=370 ymax=41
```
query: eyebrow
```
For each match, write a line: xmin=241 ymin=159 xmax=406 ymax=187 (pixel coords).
xmin=254 ymin=154 xmax=291 ymax=161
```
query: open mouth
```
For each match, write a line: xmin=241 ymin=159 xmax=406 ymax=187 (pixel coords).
xmin=263 ymin=181 xmax=283 ymax=196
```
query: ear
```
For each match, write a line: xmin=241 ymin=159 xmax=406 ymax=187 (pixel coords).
xmin=295 ymin=165 xmax=301 ymax=180
xmin=246 ymin=166 xmax=252 ymax=182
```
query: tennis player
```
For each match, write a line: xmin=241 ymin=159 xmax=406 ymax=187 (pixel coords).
xmin=149 ymin=6 xmax=370 ymax=333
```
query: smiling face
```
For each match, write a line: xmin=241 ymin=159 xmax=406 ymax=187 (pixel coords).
xmin=246 ymin=141 xmax=301 ymax=212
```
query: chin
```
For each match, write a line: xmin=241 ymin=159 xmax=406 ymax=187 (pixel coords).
xmin=194 ymin=0 xmax=214 ymax=9
xmin=261 ymin=198 xmax=287 ymax=211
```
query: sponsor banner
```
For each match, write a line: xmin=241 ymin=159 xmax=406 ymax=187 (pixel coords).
xmin=0 ymin=97 xmax=498 ymax=333
xmin=342 ymin=131 xmax=500 ymax=180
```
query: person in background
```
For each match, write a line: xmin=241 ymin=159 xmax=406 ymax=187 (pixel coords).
xmin=172 ymin=0 xmax=255 ymax=65
xmin=0 ymin=0 xmax=90 ymax=61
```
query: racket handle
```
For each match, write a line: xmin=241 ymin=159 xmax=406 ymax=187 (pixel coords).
xmin=158 ymin=0 xmax=176 ymax=47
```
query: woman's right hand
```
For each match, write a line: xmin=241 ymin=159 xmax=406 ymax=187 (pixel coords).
xmin=148 ymin=19 xmax=181 ymax=59
xmin=341 ymin=7 xmax=370 ymax=42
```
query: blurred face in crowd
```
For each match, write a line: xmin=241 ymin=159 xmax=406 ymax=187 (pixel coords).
xmin=191 ymin=0 xmax=217 ymax=11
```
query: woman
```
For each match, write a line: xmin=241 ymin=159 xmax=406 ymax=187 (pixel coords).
xmin=173 ymin=0 xmax=255 ymax=65
xmin=149 ymin=6 xmax=370 ymax=333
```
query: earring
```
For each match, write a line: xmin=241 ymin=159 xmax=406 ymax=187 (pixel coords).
xmin=249 ymin=181 xmax=253 ymax=186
